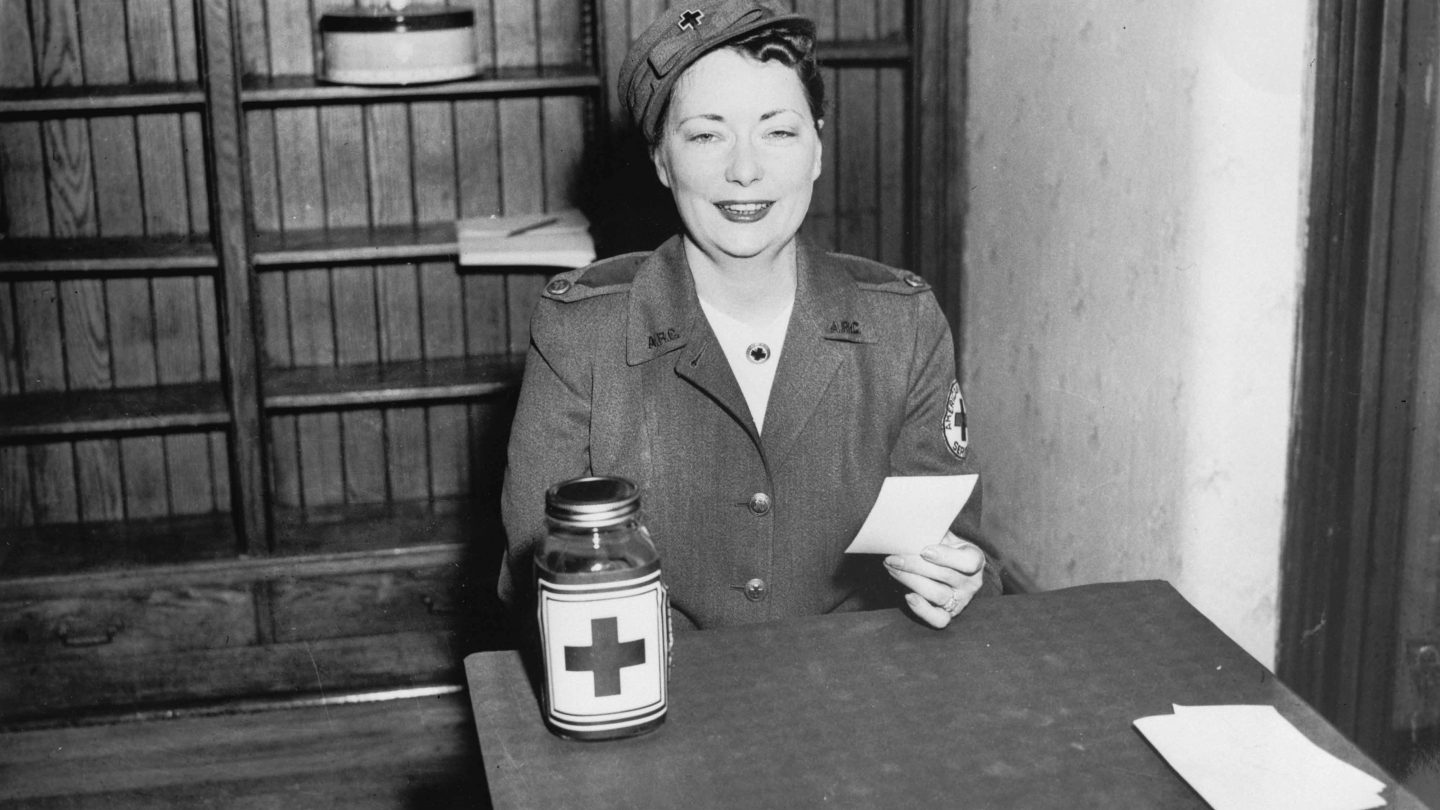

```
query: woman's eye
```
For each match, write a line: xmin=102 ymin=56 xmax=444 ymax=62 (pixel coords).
xmin=766 ymin=128 xmax=798 ymax=140
xmin=687 ymin=131 xmax=720 ymax=144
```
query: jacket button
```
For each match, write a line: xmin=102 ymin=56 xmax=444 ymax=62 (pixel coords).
xmin=748 ymin=492 xmax=771 ymax=515
xmin=545 ymin=278 xmax=572 ymax=296
xmin=902 ymin=272 xmax=924 ymax=288
xmin=743 ymin=578 xmax=767 ymax=602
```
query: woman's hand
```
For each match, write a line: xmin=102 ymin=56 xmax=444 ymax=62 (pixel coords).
xmin=883 ymin=531 xmax=987 ymax=628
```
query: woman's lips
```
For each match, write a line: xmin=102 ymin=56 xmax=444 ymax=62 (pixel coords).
xmin=714 ymin=200 xmax=774 ymax=223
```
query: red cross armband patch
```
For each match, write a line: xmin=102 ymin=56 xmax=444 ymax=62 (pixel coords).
xmin=942 ymin=380 xmax=969 ymax=461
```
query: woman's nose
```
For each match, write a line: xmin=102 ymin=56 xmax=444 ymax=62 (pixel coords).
xmin=724 ymin=140 xmax=763 ymax=185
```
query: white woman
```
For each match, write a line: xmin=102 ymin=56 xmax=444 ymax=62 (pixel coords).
xmin=499 ymin=0 xmax=998 ymax=631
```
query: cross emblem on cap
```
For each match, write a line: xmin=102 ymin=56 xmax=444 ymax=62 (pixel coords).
xmin=677 ymin=9 xmax=705 ymax=30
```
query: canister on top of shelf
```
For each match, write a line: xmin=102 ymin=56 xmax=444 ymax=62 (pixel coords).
xmin=319 ymin=2 xmax=479 ymax=86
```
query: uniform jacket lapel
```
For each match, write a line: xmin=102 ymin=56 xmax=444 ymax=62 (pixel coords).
xmin=626 ymin=237 xmax=759 ymax=444
xmin=623 ymin=235 xmax=874 ymax=465
xmin=761 ymin=238 xmax=873 ymax=466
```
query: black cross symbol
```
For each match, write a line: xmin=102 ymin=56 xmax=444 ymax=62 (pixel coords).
xmin=565 ymin=616 xmax=647 ymax=697
xmin=677 ymin=9 xmax=705 ymax=30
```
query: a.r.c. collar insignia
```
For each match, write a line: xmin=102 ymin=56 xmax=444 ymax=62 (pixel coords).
xmin=821 ymin=317 xmax=874 ymax=344
xmin=626 ymin=238 xmax=698 ymax=366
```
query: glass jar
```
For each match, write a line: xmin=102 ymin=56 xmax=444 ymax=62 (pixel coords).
xmin=535 ymin=476 xmax=669 ymax=740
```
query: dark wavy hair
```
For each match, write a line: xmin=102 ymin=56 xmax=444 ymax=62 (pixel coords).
xmin=651 ymin=23 xmax=826 ymax=145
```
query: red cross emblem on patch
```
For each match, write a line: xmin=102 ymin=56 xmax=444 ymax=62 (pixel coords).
xmin=943 ymin=380 xmax=969 ymax=461
xmin=677 ymin=9 xmax=705 ymax=30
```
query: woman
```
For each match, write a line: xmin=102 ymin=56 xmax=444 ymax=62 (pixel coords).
xmin=499 ymin=0 xmax=996 ymax=631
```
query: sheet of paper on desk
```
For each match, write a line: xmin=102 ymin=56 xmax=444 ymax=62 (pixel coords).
xmin=843 ymin=474 xmax=977 ymax=556
xmin=1133 ymin=704 xmax=1386 ymax=810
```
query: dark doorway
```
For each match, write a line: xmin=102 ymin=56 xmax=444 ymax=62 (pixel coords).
xmin=1277 ymin=0 xmax=1439 ymax=796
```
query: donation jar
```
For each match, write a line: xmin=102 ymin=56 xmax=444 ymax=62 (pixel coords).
xmin=535 ymin=476 xmax=669 ymax=740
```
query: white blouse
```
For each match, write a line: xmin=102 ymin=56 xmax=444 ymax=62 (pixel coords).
xmin=697 ymin=295 xmax=794 ymax=434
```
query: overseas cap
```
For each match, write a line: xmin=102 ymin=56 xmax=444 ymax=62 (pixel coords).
xmin=618 ymin=0 xmax=815 ymax=142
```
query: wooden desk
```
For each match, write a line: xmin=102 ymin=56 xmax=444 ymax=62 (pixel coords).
xmin=466 ymin=581 xmax=1420 ymax=809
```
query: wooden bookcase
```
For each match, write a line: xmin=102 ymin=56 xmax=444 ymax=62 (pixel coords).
xmin=0 ymin=0 xmax=961 ymax=723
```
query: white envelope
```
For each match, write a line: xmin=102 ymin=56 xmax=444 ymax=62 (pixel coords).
xmin=1134 ymin=704 xmax=1387 ymax=810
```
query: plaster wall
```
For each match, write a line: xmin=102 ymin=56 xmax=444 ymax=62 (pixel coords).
xmin=962 ymin=0 xmax=1313 ymax=666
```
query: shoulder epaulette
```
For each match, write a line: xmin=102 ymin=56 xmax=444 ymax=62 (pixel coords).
xmin=541 ymin=251 xmax=649 ymax=302
xmin=828 ymin=251 xmax=932 ymax=294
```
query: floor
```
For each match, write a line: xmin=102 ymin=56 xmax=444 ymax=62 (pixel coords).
xmin=0 ymin=688 xmax=492 ymax=810
xmin=1402 ymin=737 xmax=1440 ymax=809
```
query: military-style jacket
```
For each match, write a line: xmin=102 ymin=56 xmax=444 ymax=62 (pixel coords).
xmin=499 ymin=235 xmax=985 ymax=630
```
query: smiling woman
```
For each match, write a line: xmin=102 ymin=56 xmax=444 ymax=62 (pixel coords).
xmin=497 ymin=0 xmax=1000 ymax=636
xmin=654 ymin=48 xmax=822 ymax=283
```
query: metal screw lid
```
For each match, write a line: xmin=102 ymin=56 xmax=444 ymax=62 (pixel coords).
xmin=545 ymin=476 xmax=640 ymax=528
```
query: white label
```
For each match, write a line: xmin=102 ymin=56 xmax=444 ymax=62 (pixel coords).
xmin=538 ymin=569 xmax=668 ymax=734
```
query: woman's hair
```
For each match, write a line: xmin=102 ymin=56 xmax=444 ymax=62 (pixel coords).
xmin=651 ymin=23 xmax=826 ymax=144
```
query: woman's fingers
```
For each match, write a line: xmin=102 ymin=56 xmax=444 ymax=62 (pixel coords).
xmin=883 ymin=536 xmax=987 ymax=628
xmin=904 ymin=592 xmax=958 ymax=628
xmin=925 ymin=535 xmax=987 ymax=577
xmin=883 ymin=540 xmax=985 ymax=588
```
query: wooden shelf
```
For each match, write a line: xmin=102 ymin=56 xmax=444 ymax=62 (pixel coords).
xmin=251 ymin=223 xmax=458 ymax=268
xmin=241 ymin=67 xmax=602 ymax=107
xmin=0 ymin=512 xmax=239 ymax=582
xmin=0 ymin=82 xmax=206 ymax=118
xmin=0 ymin=235 xmax=218 ymax=277
xmin=818 ymin=38 xmax=912 ymax=64
xmin=0 ymin=498 xmax=497 ymax=595
xmin=264 ymin=355 xmax=524 ymax=411
xmin=0 ymin=383 xmax=230 ymax=441
xmin=272 ymin=497 xmax=495 ymax=558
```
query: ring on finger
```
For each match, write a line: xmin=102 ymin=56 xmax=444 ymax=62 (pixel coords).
xmin=939 ymin=589 xmax=962 ymax=617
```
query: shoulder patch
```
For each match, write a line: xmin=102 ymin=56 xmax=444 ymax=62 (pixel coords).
xmin=541 ymin=251 xmax=648 ymax=302
xmin=827 ymin=251 xmax=931 ymax=295
xmin=942 ymin=380 xmax=969 ymax=461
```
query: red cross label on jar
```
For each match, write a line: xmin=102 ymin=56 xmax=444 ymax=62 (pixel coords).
xmin=538 ymin=567 xmax=669 ymax=738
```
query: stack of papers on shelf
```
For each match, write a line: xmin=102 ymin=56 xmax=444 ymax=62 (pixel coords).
xmin=1134 ymin=704 xmax=1387 ymax=810
xmin=457 ymin=208 xmax=596 ymax=269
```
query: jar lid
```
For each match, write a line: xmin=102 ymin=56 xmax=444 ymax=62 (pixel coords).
xmin=545 ymin=476 xmax=640 ymax=527
xmin=319 ymin=5 xmax=474 ymax=33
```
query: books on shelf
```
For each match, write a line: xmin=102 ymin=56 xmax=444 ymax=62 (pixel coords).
xmin=458 ymin=208 xmax=596 ymax=269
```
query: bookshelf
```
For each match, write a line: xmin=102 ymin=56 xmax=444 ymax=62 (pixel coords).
xmin=0 ymin=0 xmax=962 ymax=723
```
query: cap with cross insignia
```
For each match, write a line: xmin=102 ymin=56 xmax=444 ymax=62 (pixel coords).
xmin=617 ymin=0 xmax=815 ymax=142
xmin=677 ymin=8 xmax=706 ymax=30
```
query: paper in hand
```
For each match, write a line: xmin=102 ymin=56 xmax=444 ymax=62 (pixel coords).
xmin=843 ymin=474 xmax=978 ymax=556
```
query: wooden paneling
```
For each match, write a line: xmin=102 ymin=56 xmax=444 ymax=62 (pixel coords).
xmin=241 ymin=0 xmax=582 ymax=526
xmin=0 ymin=629 xmax=470 ymax=724
xmin=270 ymin=566 xmax=462 ymax=642
xmin=0 ymin=0 xmax=943 ymax=721
xmin=0 ymin=0 xmax=223 ymax=530
xmin=3 ymin=0 xmax=927 ymax=531
xmin=0 ymin=584 xmax=257 ymax=660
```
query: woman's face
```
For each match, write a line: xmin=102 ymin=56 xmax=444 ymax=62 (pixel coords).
xmin=651 ymin=47 xmax=822 ymax=265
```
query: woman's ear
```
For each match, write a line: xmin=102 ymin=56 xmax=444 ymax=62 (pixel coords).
xmin=810 ymin=121 xmax=824 ymax=182
xmin=650 ymin=143 xmax=673 ymax=189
